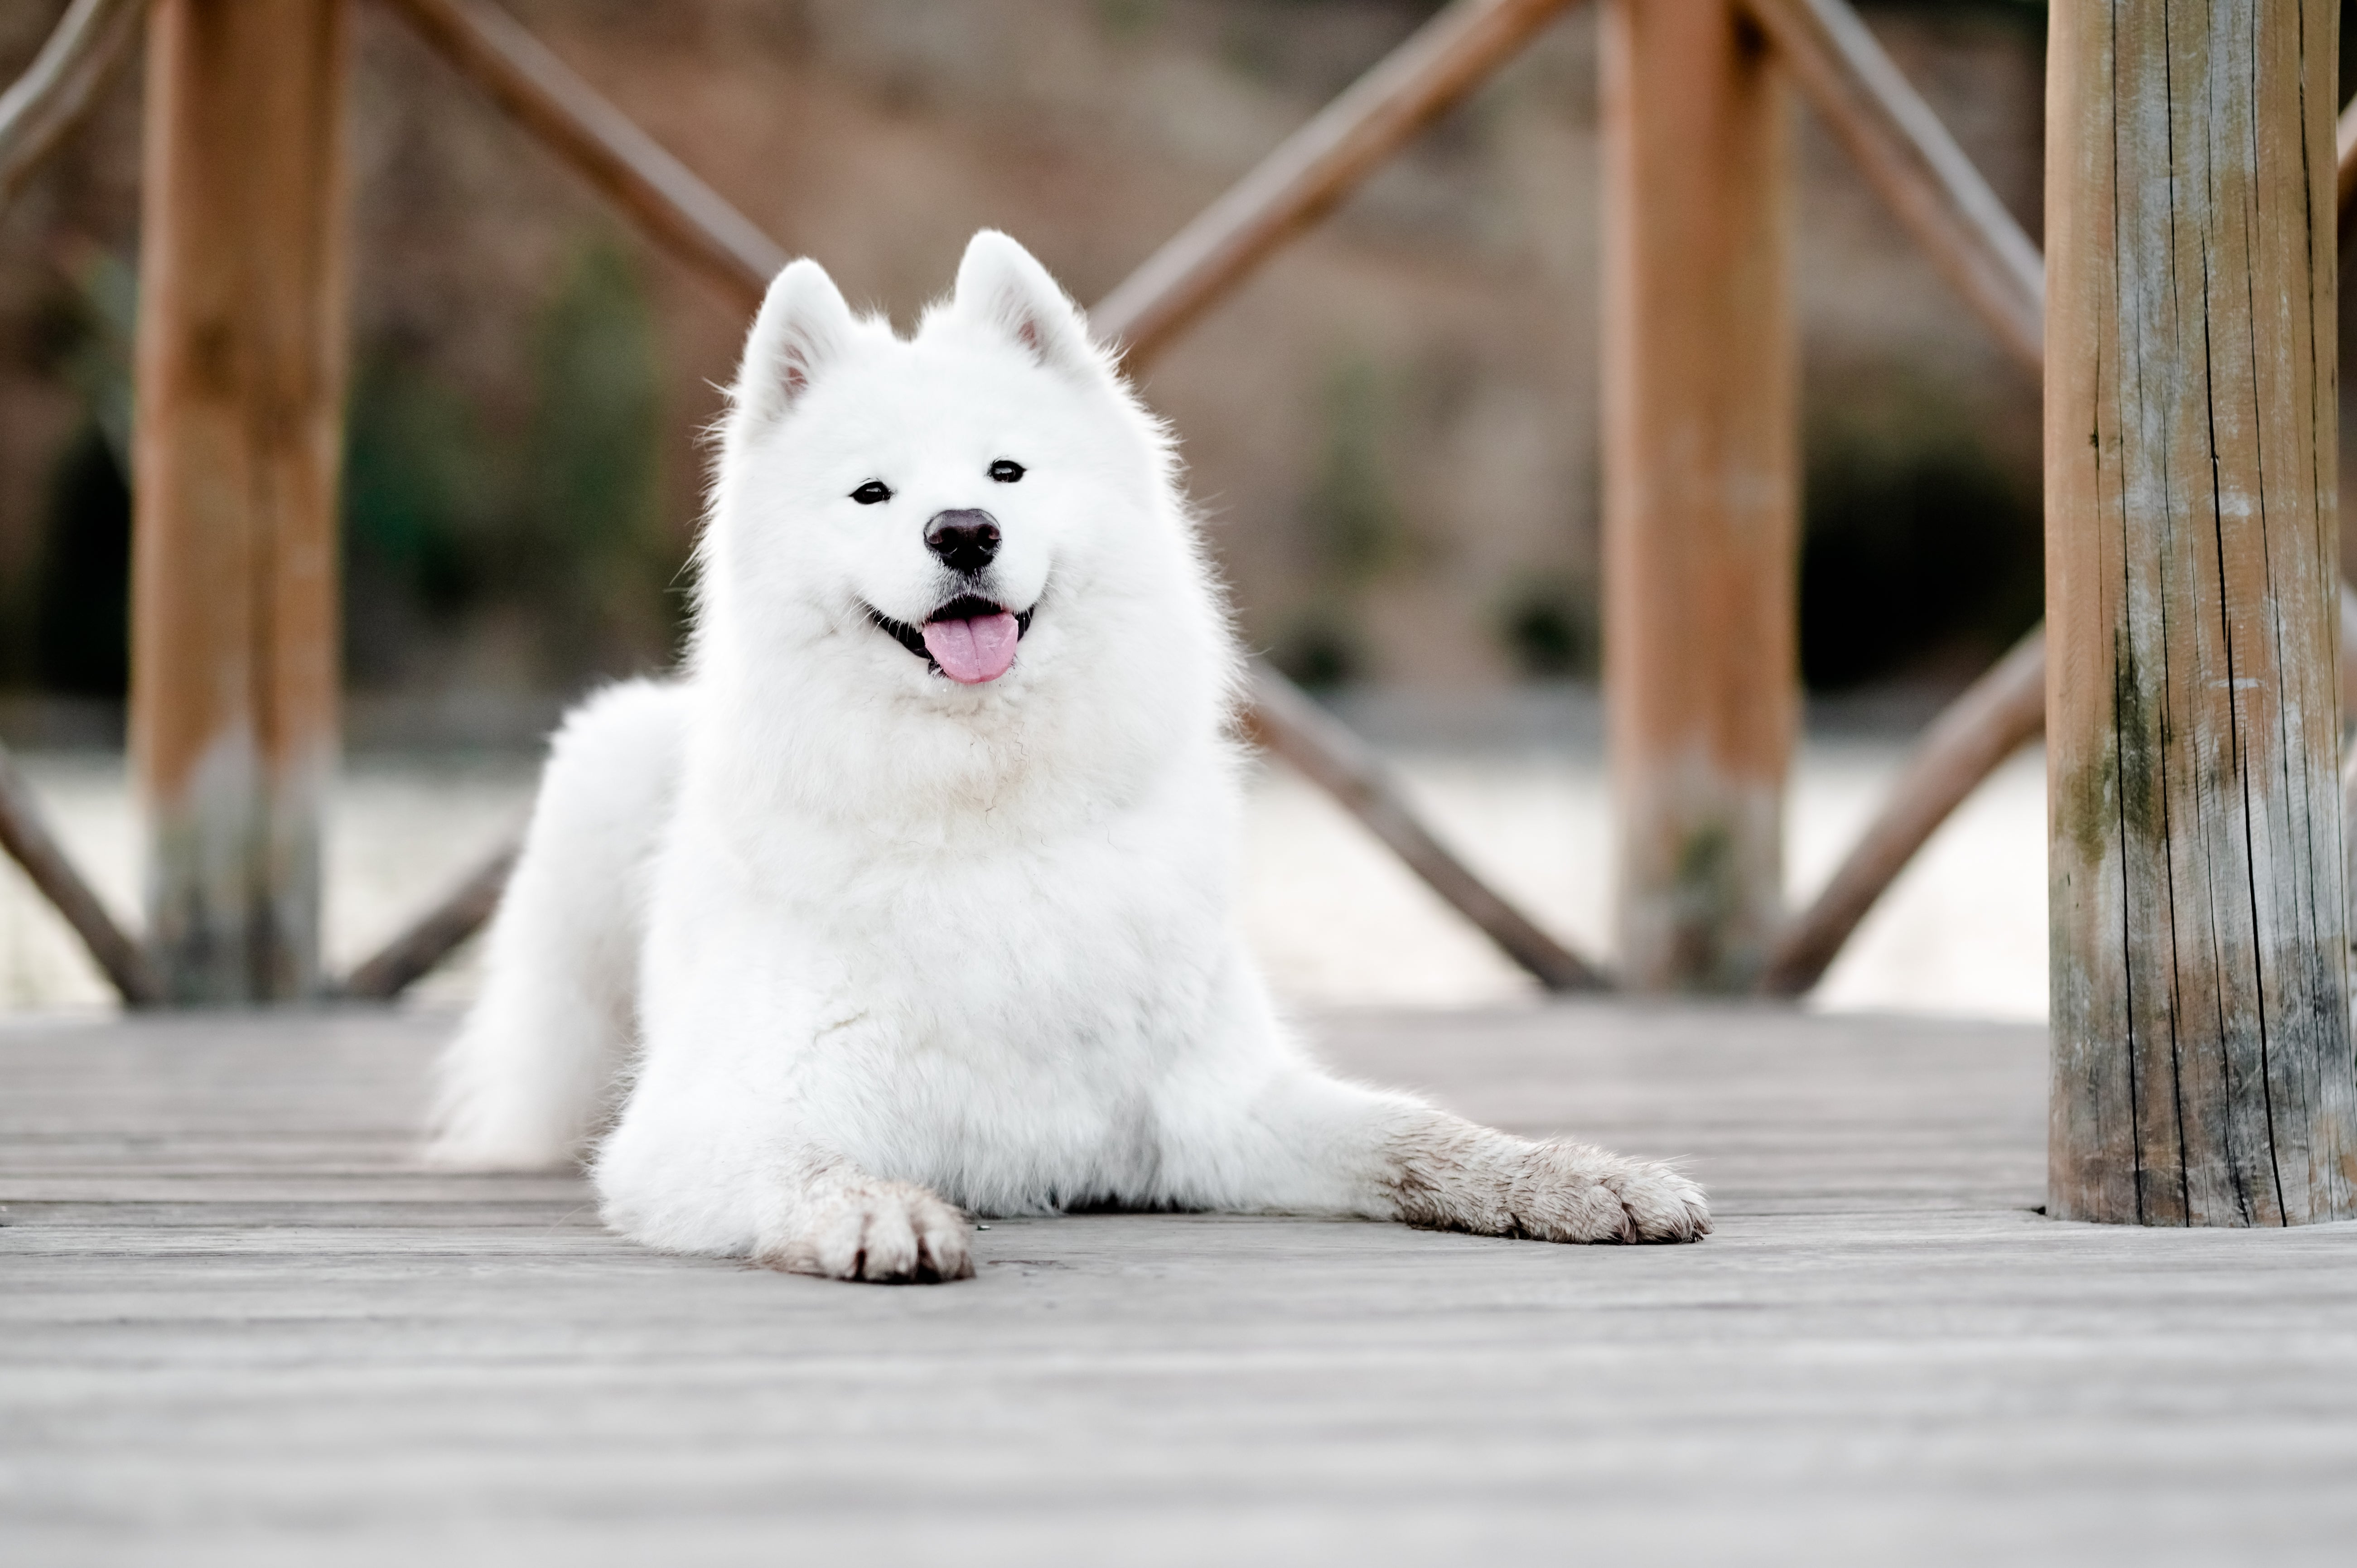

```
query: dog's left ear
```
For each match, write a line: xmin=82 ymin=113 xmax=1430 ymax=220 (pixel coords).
xmin=952 ymin=231 xmax=1101 ymax=381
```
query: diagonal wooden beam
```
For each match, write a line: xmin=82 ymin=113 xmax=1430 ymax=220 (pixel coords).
xmin=1758 ymin=627 xmax=2043 ymax=998
xmin=0 ymin=740 xmax=160 ymax=1006
xmin=2337 ymin=96 xmax=2357 ymax=244
xmin=359 ymin=0 xmax=1608 ymax=998
xmin=1092 ymin=0 xmax=1584 ymax=371
xmin=1243 ymin=671 xmax=1605 ymax=992
xmin=337 ymin=835 xmax=517 ymax=1000
xmin=0 ymin=0 xmax=147 ymax=203
xmin=379 ymin=0 xmax=786 ymax=306
xmin=1740 ymin=0 xmax=2041 ymax=374
xmin=1768 ymin=584 xmax=2357 ymax=1000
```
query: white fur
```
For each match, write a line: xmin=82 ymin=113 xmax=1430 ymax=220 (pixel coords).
xmin=430 ymin=232 xmax=1707 ymax=1280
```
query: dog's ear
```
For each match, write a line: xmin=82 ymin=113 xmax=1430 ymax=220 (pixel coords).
xmin=734 ymin=258 xmax=855 ymax=427
xmin=952 ymin=231 xmax=1100 ymax=380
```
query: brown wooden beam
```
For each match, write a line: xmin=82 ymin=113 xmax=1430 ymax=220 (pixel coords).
xmin=1759 ymin=627 xmax=2043 ymax=998
xmin=1600 ymin=0 xmax=1797 ymax=993
xmin=1092 ymin=0 xmax=1583 ymax=371
xmin=2046 ymin=0 xmax=2354 ymax=1225
xmin=0 ymin=741 xmax=160 ymax=1005
xmin=0 ymin=0 xmax=147 ymax=203
xmin=2337 ymin=96 xmax=2357 ymax=245
xmin=1741 ymin=0 xmax=2041 ymax=375
xmin=132 ymin=0 xmax=352 ymax=1002
xmin=337 ymin=836 xmax=517 ymax=1001
xmin=1242 ymin=671 xmax=1605 ymax=992
xmin=379 ymin=0 xmax=786 ymax=307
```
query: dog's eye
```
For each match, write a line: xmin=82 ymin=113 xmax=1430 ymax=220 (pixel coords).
xmin=988 ymin=459 xmax=1025 ymax=483
xmin=850 ymin=480 xmax=893 ymax=505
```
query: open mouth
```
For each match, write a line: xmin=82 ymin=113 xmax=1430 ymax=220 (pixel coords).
xmin=869 ymin=595 xmax=1035 ymax=685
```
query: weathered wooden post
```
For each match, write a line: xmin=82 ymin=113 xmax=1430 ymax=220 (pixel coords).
xmin=2046 ymin=0 xmax=2357 ymax=1224
xmin=1599 ymin=0 xmax=1797 ymax=991
xmin=131 ymin=0 xmax=350 ymax=1003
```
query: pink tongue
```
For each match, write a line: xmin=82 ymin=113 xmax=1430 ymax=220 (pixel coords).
xmin=921 ymin=611 xmax=1021 ymax=684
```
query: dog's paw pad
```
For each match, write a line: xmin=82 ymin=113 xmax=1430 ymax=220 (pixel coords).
xmin=1602 ymin=1162 xmax=1711 ymax=1244
xmin=763 ymin=1182 xmax=976 ymax=1283
xmin=1511 ymin=1145 xmax=1710 ymax=1245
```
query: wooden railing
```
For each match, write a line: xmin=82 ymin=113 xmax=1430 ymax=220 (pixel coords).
xmin=0 ymin=0 xmax=2349 ymax=1024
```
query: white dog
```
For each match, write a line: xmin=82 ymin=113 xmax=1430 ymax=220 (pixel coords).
xmin=429 ymin=231 xmax=1708 ymax=1281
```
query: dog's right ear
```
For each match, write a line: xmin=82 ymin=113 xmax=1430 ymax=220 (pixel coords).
xmin=732 ymin=258 xmax=855 ymax=428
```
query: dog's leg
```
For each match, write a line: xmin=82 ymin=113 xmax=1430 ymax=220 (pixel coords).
xmin=755 ymin=1153 xmax=977 ymax=1283
xmin=1164 ymin=1058 xmax=1710 ymax=1245
xmin=592 ymin=1025 xmax=977 ymax=1283
xmin=429 ymin=680 xmax=681 ymax=1169
xmin=596 ymin=1111 xmax=976 ymax=1283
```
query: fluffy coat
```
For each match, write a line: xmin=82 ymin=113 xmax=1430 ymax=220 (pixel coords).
xmin=429 ymin=232 xmax=1708 ymax=1280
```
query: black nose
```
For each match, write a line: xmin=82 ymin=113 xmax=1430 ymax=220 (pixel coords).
xmin=924 ymin=509 xmax=1000 ymax=574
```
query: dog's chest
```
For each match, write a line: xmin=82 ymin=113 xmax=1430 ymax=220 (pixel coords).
xmin=779 ymin=820 xmax=1232 ymax=1205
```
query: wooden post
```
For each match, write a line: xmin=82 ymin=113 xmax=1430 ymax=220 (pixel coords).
xmin=1599 ymin=0 xmax=1797 ymax=992
xmin=132 ymin=0 xmax=351 ymax=1003
xmin=2046 ymin=0 xmax=2357 ymax=1225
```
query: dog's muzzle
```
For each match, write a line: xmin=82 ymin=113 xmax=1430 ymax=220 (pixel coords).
xmin=869 ymin=595 xmax=1034 ymax=685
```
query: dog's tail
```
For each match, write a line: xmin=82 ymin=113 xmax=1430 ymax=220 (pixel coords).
xmin=425 ymin=678 xmax=685 ymax=1170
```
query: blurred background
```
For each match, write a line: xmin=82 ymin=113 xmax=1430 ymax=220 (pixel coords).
xmin=0 ymin=0 xmax=2263 ymax=1016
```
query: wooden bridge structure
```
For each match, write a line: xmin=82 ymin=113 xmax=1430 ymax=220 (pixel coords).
xmin=6 ymin=4 xmax=2357 ymax=1556
xmin=0 ymin=0 xmax=2353 ymax=1225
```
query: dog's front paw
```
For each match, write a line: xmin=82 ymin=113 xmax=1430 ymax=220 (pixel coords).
xmin=764 ymin=1181 xmax=976 ymax=1283
xmin=1510 ymin=1143 xmax=1710 ymax=1245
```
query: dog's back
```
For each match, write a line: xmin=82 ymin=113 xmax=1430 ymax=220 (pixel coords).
xmin=428 ymin=677 xmax=683 ymax=1168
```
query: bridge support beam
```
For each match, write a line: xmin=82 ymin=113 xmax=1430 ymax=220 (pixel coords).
xmin=2045 ymin=0 xmax=2357 ymax=1225
xmin=131 ymin=0 xmax=351 ymax=1002
xmin=1600 ymin=0 xmax=1798 ymax=992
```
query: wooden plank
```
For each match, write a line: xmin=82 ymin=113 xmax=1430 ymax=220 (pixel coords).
xmin=1091 ymin=0 xmax=1583 ymax=371
xmin=6 ymin=1009 xmax=2357 ymax=1564
xmin=1741 ymin=0 xmax=2042 ymax=374
xmin=0 ymin=0 xmax=147 ymax=203
xmin=131 ymin=0 xmax=351 ymax=1002
xmin=2045 ymin=0 xmax=2356 ymax=1226
xmin=1599 ymin=0 xmax=1797 ymax=993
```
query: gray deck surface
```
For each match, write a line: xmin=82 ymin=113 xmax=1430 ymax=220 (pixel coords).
xmin=5 ymin=1003 xmax=2355 ymax=1566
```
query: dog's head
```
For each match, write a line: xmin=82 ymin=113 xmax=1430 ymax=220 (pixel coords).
xmin=703 ymin=232 xmax=1217 ymax=724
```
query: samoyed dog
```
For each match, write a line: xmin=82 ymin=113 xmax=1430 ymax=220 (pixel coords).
xmin=429 ymin=231 xmax=1708 ymax=1281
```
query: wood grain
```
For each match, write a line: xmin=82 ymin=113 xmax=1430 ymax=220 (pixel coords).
xmin=8 ymin=1008 xmax=2357 ymax=1563
xmin=131 ymin=0 xmax=351 ymax=1002
xmin=1600 ymin=0 xmax=1797 ymax=993
xmin=2045 ymin=0 xmax=2357 ymax=1225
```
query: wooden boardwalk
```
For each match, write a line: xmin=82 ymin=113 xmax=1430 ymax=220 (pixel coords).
xmin=5 ymin=1002 xmax=2355 ymax=1566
